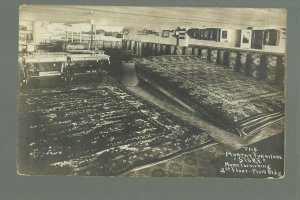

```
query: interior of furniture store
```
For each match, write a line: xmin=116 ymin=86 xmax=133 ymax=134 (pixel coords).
xmin=18 ymin=6 xmax=285 ymax=177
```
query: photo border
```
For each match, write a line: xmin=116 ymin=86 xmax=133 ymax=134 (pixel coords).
xmin=0 ymin=0 xmax=299 ymax=199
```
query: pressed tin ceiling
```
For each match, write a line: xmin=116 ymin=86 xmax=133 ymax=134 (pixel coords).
xmin=19 ymin=5 xmax=286 ymax=29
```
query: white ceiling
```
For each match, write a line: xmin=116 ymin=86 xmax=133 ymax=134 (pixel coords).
xmin=19 ymin=5 xmax=286 ymax=29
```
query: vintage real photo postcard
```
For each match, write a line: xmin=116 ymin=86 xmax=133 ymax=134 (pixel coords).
xmin=17 ymin=5 xmax=286 ymax=178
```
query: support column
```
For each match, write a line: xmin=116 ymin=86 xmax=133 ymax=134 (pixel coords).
xmin=249 ymin=53 xmax=265 ymax=80
xmin=147 ymin=43 xmax=152 ymax=56
xmin=228 ymin=51 xmax=238 ymax=70
xmin=156 ymin=44 xmax=162 ymax=55
xmin=126 ymin=40 xmax=131 ymax=50
xmin=122 ymin=40 xmax=127 ymax=49
xmin=185 ymin=47 xmax=193 ymax=55
xmin=200 ymin=49 xmax=208 ymax=60
xmin=193 ymin=48 xmax=199 ymax=56
xmin=161 ymin=44 xmax=167 ymax=55
xmin=175 ymin=46 xmax=184 ymax=55
xmin=130 ymin=40 xmax=136 ymax=53
xmin=116 ymin=41 xmax=122 ymax=49
xmin=170 ymin=45 xmax=176 ymax=55
xmin=210 ymin=49 xmax=218 ymax=63
xmin=219 ymin=50 xmax=225 ymax=65
xmin=152 ymin=43 xmax=158 ymax=55
xmin=142 ymin=42 xmax=147 ymax=56
xmin=151 ymin=43 xmax=156 ymax=56
xmin=239 ymin=52 xmax=250 ymax=74
xmin=265 ymin=55 xmax=277 ymax=83
xmin=111 ymin=41 xmax=116 ymax=49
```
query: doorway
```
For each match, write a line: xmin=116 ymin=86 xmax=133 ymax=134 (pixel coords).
xmin=251 ymin=30 xmax=264 ymax=50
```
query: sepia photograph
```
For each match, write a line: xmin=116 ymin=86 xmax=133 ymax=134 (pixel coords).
xmin=17 ymin=5 xmax=286 ymax=178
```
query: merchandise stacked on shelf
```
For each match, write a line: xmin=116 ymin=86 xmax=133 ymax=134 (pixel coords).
xmin=133 ymin=55 xmax=285 ymax=136
xmin=19 ymin=84 xmax=214 ymax=176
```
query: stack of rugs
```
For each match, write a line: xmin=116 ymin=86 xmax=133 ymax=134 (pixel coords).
xmin=19 ymin=84 xmax=214 ymax=176
xmin=133 ymin=55 xmax=285 ymax=136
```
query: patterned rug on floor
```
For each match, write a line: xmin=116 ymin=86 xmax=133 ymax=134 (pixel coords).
xmin=133 ymin=56 xmax=285 ymax=136
xmin=18 ymin=84 xmax=214 ymax=176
